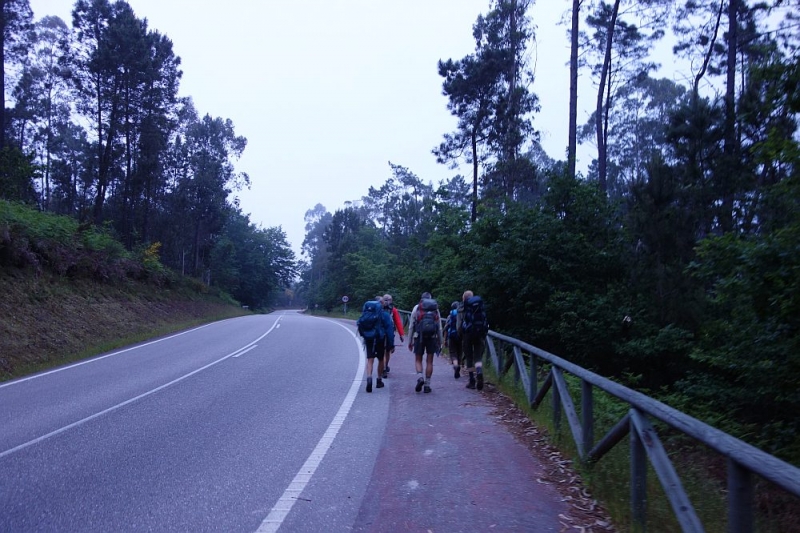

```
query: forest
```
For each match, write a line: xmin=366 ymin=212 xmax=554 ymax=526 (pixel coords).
xmin=0 ymin=0 xmax=298 ymax=309
xmin=297 ymin=0 xmax=800 ymax=464
xmin=1 ymin=0 xmax=798 ymax=464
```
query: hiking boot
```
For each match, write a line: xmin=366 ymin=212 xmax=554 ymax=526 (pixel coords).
xmin=466 ymin=378 xmax=476 ymax=389
xmin=415 ymin=377 xmax=424 ymax=392
xmin=382 ymin=369 xmax=388 ymax=379
xmin=376 ymin=378 xmax=384 ymax=388
xmin=385 ymin=366 xmax=390 ymax=373
xmin=423 ymin=385 xmax=432 ymax=393
xmin=476 ymin=373 xmax=484 ymax=390
xmin=454 ymin=366 xmax=460 ymax=379
xmin=366 ymin=377 xmax=373 ymax=393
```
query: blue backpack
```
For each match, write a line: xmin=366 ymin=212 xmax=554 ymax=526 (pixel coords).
xmin=446 ymin=309 xmax=459 ymax=338
xmin=357 ymin=300 xmax=384 ymax=339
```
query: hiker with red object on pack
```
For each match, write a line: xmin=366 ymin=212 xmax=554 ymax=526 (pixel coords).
xmin=407 ymin=292 xmax=443 ymax=393
xmin=381 ymin=293 xmax=404 ymax=379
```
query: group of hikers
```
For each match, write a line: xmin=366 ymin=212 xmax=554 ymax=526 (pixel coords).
xmin=356 ymin=290 xmax=489 ymax=394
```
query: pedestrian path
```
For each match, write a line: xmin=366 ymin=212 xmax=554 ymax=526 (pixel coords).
xmin=350 ymin=350 xmax=613 ymax=532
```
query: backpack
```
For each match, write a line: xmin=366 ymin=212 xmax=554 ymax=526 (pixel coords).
xmin=446 ymin=309 xmax=459 ymax=338
xmin=462 ymin=296 xmax=488 ymax=336
xmin=357 ymin=300 xmax=383 ymax=339
xmin=416 ymin=298 xmax=440 ymax=338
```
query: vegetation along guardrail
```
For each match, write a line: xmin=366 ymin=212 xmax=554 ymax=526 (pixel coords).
xmin=399 ymin=310 xmax=800 ymax=532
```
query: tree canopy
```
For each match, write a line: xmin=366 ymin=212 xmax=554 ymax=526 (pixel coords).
xmin=1 ymin=0 xmax=297 ymax=309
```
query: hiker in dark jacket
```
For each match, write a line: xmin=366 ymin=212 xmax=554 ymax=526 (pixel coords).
xmin=457 ymin=290 xmax=489 ymax=391
xmin=443 ymin=301 xmax=462 ymax=379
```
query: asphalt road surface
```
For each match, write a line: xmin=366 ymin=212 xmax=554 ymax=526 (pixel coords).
xmin=1 ymin=311 xmax=572 ymax=532
xmin=1 ymin=312 xmax=388 ymax=532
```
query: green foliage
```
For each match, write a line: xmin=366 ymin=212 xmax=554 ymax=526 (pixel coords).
xmin=209 ymin=209 xmax=297 ymax=310
xmin=1 ymin=200 xmax=148 ymax=281
xmin=0 ymin=147 xmax=37 ymax=204
xmin=681 ymin=203 xmax=800 ymax=458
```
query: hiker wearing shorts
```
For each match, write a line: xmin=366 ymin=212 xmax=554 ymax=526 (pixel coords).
xmin=382 ymin=293 xmax=404 ymax=379
xmin=358 ymin=297 xmax=392 ymax=392
xmin=458 ymin=290 xmax=489 ymax=391
xmin=407 ymin=292 xmax=443 ymax=393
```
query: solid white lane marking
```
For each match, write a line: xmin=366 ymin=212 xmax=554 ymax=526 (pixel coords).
xmin=256 ymin=320 xmax=365 ymax=533
xmin=0 ymin=319 xmax=283 ymax=459
xmin=232 ymin=345 xmax=258 ymax=358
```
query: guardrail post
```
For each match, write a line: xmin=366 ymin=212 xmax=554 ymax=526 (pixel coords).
xmin=631 ymin=410 xmax=647 ymax=531
xmin=582 ymin=380 xmax=594 ymax=461
xmin=528 ymin=353 xmax=537 ymax=407
xmin=497 ymin=348 xmax=504 ymax=375
xmin=728 ymin=458 xmax=753 ymax=533
xmin=553 ymin=377 xmax=562 ymax=433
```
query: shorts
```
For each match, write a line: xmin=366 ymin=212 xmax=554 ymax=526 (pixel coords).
xmin=413 ymin=334 xmax=439 ymax=356
xmin=448 ymin=336 xmax=462 ymax=361
xmin=462 ymin=333 xmax=485 ymax=368
xmin=364 ymin=337 xmax=386 ymax=359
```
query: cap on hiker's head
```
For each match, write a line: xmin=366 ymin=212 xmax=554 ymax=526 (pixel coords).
xmin=452 ymin=301 xmax=459 ymax=310
xmin=421 ymin=292 xmax=431 ymax=299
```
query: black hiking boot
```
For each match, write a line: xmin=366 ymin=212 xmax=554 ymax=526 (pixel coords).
xmin=376 ymin=378 xmax=384 ymax=388
xmin=476 ymin=373 xmax=484 ymax=391
xmin=366 ymin=377 xmax=373 ymax=393
xmin=466 ymin=377 xmax=476 ymax=389
xmin=415 ymin=377 xmax=424 ymax=392
xmin=423 ymin=385 xmax=432 ymax=393
xmin=454 ymin=366 xmax=460 ymax=379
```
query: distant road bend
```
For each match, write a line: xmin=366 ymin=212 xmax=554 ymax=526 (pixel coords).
xmin=1 ymin=311 xmax=572 ymax=532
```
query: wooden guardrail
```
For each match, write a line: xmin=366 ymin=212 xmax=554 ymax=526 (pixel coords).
xmin=399 ymin=309 xmax=800 ymax=532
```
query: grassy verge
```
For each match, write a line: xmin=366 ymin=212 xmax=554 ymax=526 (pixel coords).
xmin=0 ymin=269 xmax=250 ymax=382
xmin=305 ymin=309 xmax=356 ymax=320
xmin=483 ymin=358 xmax=740 ymax=533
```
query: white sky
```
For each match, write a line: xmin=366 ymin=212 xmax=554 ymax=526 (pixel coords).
xmin=29 ymin=0 xmax=599 ymax=258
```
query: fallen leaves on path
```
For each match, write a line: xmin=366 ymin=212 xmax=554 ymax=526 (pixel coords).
xmin=481 ymin=381 xmax=617 ymax=533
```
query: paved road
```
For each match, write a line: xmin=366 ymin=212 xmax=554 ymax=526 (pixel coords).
xmin=1 ymin=312 xmax=572 ymax=532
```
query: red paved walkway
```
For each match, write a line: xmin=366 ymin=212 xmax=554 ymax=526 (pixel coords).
xmin=351 ymin=349 xmax=574 ymax=532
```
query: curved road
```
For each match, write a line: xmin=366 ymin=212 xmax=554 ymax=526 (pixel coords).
xmin=1 ymin=312 xmax=390 ymax=532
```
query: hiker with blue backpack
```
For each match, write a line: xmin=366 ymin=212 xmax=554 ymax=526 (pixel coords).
xmin=458 ymin=290 xmax=489 ymax=390
xmin=357 ymin=297 xmax=393 ymax=393
xmin=407 ymin=292 xmax=443 ymax=393
xmin=443 ymin=301 xmax=462 ymax=380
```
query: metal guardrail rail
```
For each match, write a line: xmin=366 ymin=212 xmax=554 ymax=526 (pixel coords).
xmin=398 ymin=309 xmax=800 ymax=532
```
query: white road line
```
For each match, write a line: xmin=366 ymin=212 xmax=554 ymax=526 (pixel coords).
xmin=232 ymin=345 xmax=258 ymax=358
xmin=0 ymin=318 xmax=284 ymax=460
xmin=256 ymin=320 xmax=365 ymax=533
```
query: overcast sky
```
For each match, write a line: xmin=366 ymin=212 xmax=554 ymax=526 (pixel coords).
xmin=28 ymin=0 xmax=598 ymax=258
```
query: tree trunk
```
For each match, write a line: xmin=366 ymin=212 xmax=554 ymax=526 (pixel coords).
xmin=567 ymin=0 xmax=580 ymax=179
xmin=0 ymin=0 xmax=5 ymax=150
xmin=471 ymin=128 xmax=478 ymax=224
xmin=721 ymin=0 xmax=738 ymax=233
xmin=595 ymin=0 xmax=620 ymax=193
xmin=693 ymin=0 xmax=725 ymax=101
